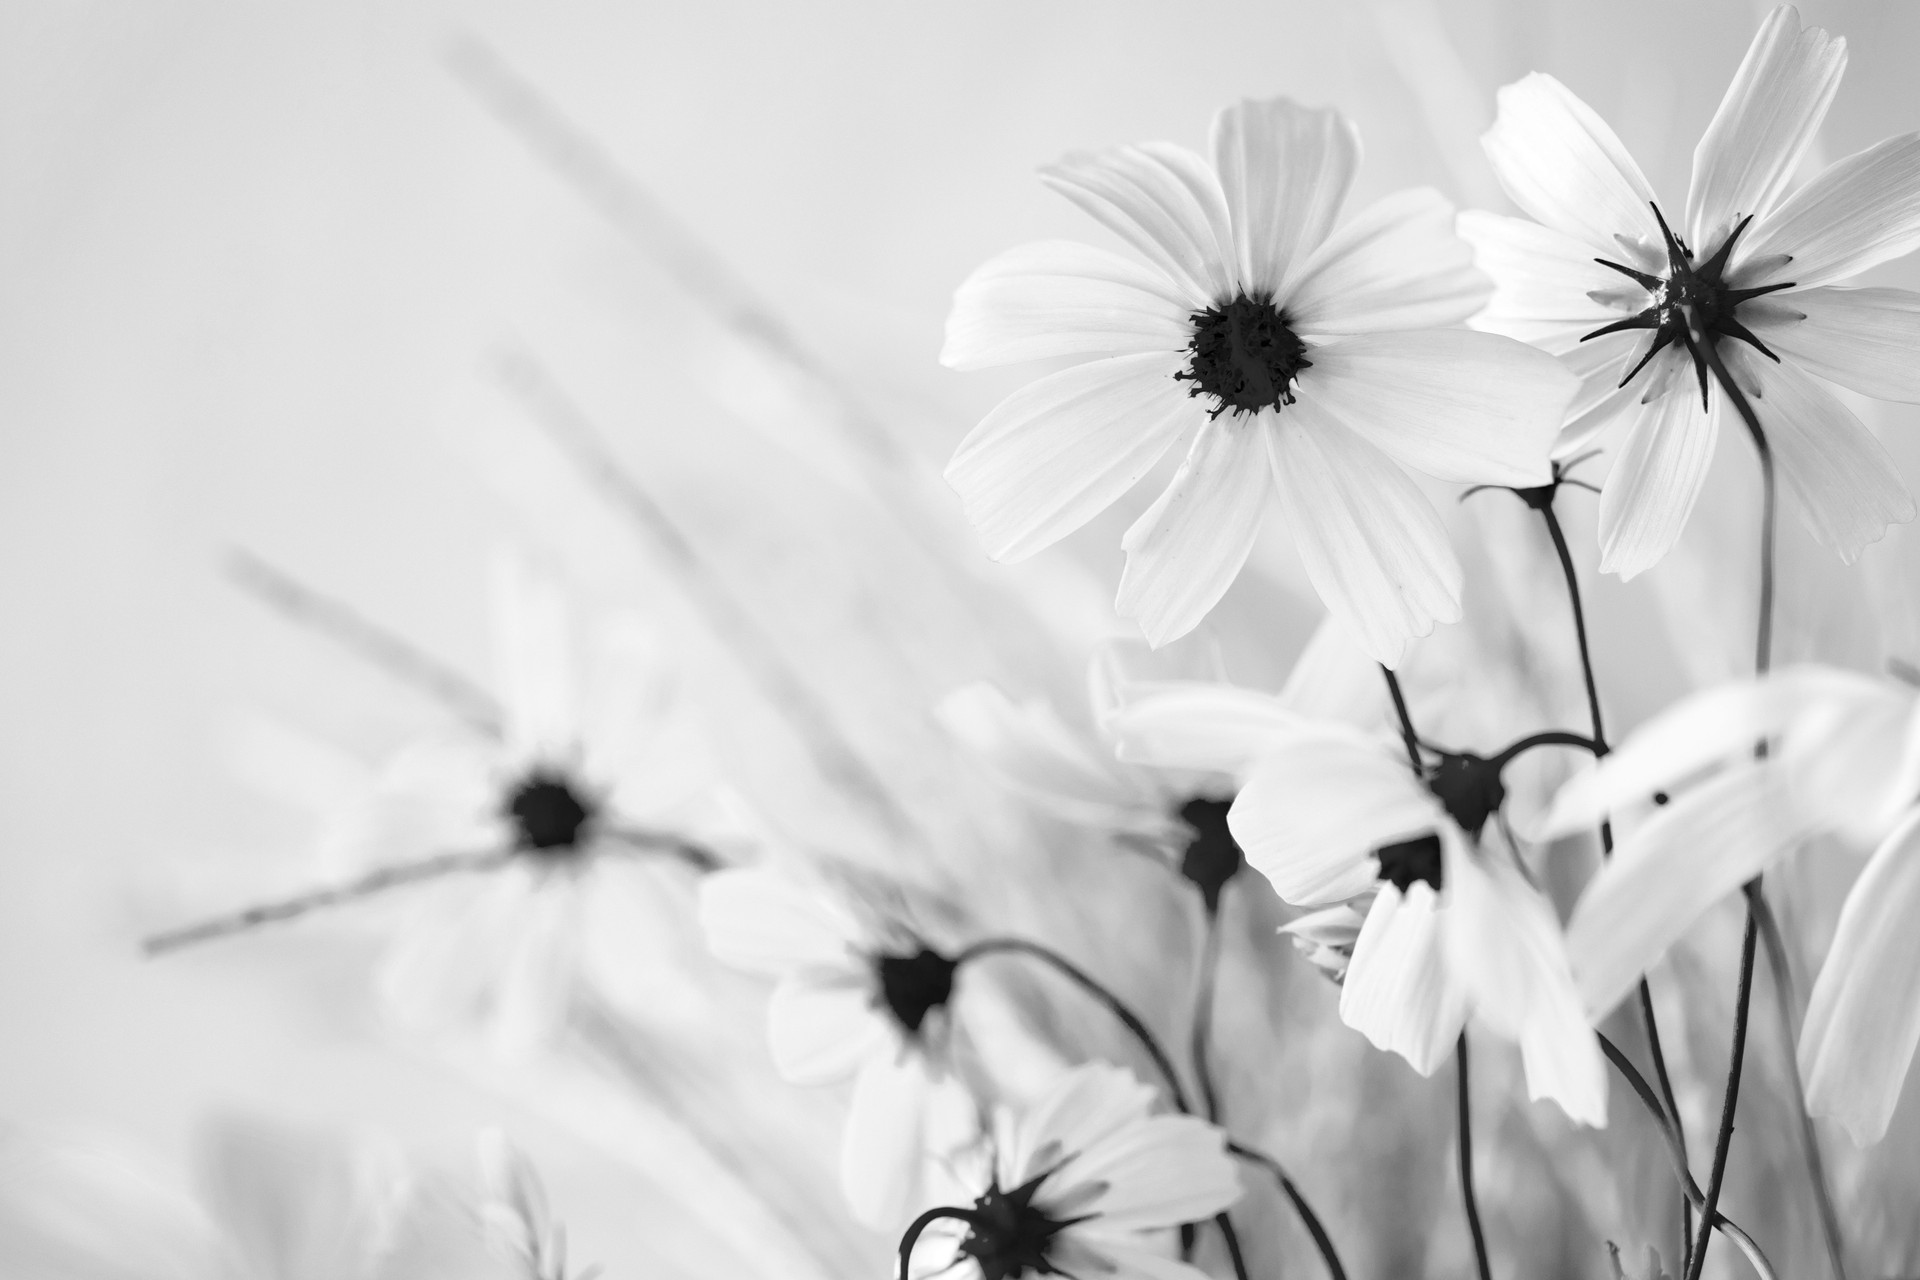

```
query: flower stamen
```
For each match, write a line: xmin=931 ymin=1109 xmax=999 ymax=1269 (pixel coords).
xmin=1175 ymin=293 xmax=1312 ymax=419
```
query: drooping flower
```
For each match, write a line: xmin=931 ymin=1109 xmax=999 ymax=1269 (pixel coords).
xmin=1112 ymin=688 xmax=1607 ymax=1126
xmin=698 ymin=866 xmax=972 ymax=1230
xmin=899 ymin=1062 xmax=1240 ymax=1280
xmin=1543 ymin=663 xmax=1920 ymax=1142
xmin=943 ymin=97 xmax=1577 ymax=663
xmin=1465 ymin=4 xmax=1920 ymax=579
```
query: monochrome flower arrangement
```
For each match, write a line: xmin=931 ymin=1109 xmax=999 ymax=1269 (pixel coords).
xmin=21 ymin=6 xmax=1920 ymax=1280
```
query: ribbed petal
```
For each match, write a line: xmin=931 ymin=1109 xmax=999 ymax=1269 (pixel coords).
xmin=1108 ymin=682 xmax=1307 ymax=776
xmin=1800 ymin=809 xmax=1920 ymax=1145
xmin=936 ymin=682 xmax=1145 ymax=824
xmin=1567 ymin=764 xmax=1808 ymax=1019
xmin=1447 ymin=844 xmax=1607 ymax=1127
xmin=1746 ymin=285 xmax=1920 ymax=402
xmin=1456 ymin=210 xmax=1624 ymax=352
xmin=1061 ymin=1115 xmax=1239 ymax=1230
xmin=1687 ymin=5 xmax=1846 ymax=250
xmin=945 ymin=352 xmax=1191 ymax=561
xmin=1482 ymin=73 xmax=1661 ymax=254
xmin=942 ymin=240 xmax=1195 ymax=371
xmin=766 ymin=975 xmax=889 ymax=1085
xmin=1231 ymin=729 xmax=1442 ymax=905
xmin=840 ymin=1049 xmax=931 ymax=1229
xmin=1211 ymin=98 xmax=1359 ymax=298
xmin=1721 ymin=342 xmax=1914 ymax=561
xmin=1552 ymin=330 xmax=1644 ymax=454
xmin=1069 ymin=1237 xmax=1215 ymax=1280
xmin=1266 ymin=402 xmax=1463 ymax=667
xmin=1340 ymin=883 xmax=1469 ymax=1076
xmin=698 ymin=868 xmax=866 ymax=977
xmin=1286 ymin=188 xmax=1487 ymax=333
xmin=1005 ymin=1063 xmax=1154 ymax=1188
xmin=1116 ymin=416 xmax=1273 ymax=646
xmin=1738 ymin=133 xmax=1920 ymax=289
xmin=1296 ymin=331 xmax=1569 ymax=485
xmin=1596 ymin=388 xmax=1719 ymax=580
xmin=1040 ymin=143 xmax=1235 ymax=304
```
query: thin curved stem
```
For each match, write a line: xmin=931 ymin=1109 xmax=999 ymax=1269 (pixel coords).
xmin=1192 ymin=906 xmax=1224 ymax=1125
xmin=1487 ymin=729 xmax=1602 ymax=771
xmin=1380 ymin=666 xmax=1423 ymax=773
xmin=1457 ymin=1033 xmax=1493 ymax=1280
xmin=143 ymin=848 xmax=512 ymax=955
xmin=1229 ymin=1143 xmax=1350 ymax=1280
xmin=896 ymin=1206 xmax=978 ymax=1280
xmin=600 ymin=824 xmax=725 ymax=873
xmin=1685 ymin=909 xmax=1760 ymax=1280
xmin=1697 ymin=340 xmax=1776 ymax=677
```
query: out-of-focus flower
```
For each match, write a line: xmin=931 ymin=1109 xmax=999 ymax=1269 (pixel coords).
xmin=698 ymin=866 xmax=973 ymax=1230
xmin=475 ymin=1131 xmax=596 ymax=1280
xmin=1545 ymin=664 xmax=1920 ymax=1142
xmin=1115 ymin=691 xmax=1607 ymax=1126
xmin=1465 ymin=4 xmax=1919 ymax=579
xmin=943 ymin=96 xmax=1575 ymax=662
xmin=900 ymin=1062 xmax=1239 ymax=1280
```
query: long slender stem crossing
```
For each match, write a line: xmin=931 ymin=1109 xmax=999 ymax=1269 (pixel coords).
xmin=1229 ymin=1143 xmax=1350 ymax=1280
xmin=1192 ymin=906 xmax=1224 ymax=1124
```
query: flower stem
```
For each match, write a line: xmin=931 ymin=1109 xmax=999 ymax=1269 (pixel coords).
xmin=1192 ymin=904 xmax=1224 ymax=1125
xmin=1684 ymin=909 xmax=1759 ymax=1280
xmin=896 ymin=1206 xmax=979 ymax=1280
xmin=1456 ymin=1032 xmax=1493 ymax=1280
xmin=1229 ymin=1143 xmax=1350 ymax=1280
xmin=1381 ymin=666 xmax=1423 ymax=773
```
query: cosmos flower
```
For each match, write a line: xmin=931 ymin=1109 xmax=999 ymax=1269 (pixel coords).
xmin=899 ymin=1062 xmax=1240 ymax=1280
xmin=698 ymin=866 xmax=971 ymax=1230
xmin=1464 ymin=4 xmax=1920 ymax=579
xmin=943 ymin=96 xmax=1577 ymax=663
xmin=1112 ymin=690 xmax=1607 ymax=1126
xmin=1544 ymin=664 xmax=1920 ymax=1143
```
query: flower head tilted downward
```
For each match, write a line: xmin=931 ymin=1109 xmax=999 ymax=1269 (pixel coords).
xmin=899 ymin=1063 xmax=1240 ymax=1280
xmin=943 ymin=97 xmax=1577 ymax=665
xmin=1465 ymin=4 xmax=1920 ymax=578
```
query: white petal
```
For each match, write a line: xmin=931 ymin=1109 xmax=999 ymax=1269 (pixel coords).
xmin=1040 ymin=143 xmax=1235 ymax=304
xmin=1005 ymin=1063 xmax=1155 ymax=1188
xmin=1297 ymin=331 xmax=1570 ymax=485
xmin=1567 ymin=764 xmax=1810 ymax=1019
xmin=767 ymin=976 xmax=889 ymax=1085
xmin=945 ymin=353 xmax=1191 ymax=562
xmin=1057 ymin=1115 xmax=1240 ymax=1231
xmin=1457 ymin=211 xmax=1632 ymax=352
xmin=1340 ymin=884 xmax=1470 ymax=1076
xmin=936 ymin=683 xmax=1145 ymax=824
xmin=1552 ymin=331 xmax=1644 ymax=454
xmin=484 ymin=879 xmax=582 ymax=1059
xmin=1286 ymin=189 xmax=1488 ymax=334
xmin=1481 ymin=73 xmax=1661 ymax=253
xmin=1107 ymin=682 xmax=1308 ymax=776
xmin=1720 ymin=342 xmax=1914 ymax=560
xmin=1687 ymin=6 xmax=1846 ymax=249
xmin=1446 ymin=845 xmax=1607 ymax=1127
xmin=840 ymin=1048 xmax=933 ymax=1230
xmin=1778 ymin=676 xmax=1920 ymax=842
xmin=1739 ymin=133 xmax=1920 ymax=289
xmin=1800 ymin=809 xmax=1920 ymax=1145
xmin=1745 ymin=285 xmax=1920 ymax=403
xmin=1071 ymin=1238 xmax=1216 ymax=1280
xmin=1116 ymin=416 xmax=1273 ymax=646
xmin=698 ymin=868 xmax=865 ymax=977
xmin=1211 ymin=98 xmax=1359 ymax=297
xmin=489 ymin=553 xmax=578 ymax=763
xmin=942 ymin=241 xmax=1194 ymax=371
xmin=1266 ymin=404 xmax=1463 ymax=667
xmin=1596 ymin=387 xmax=1719 ymax=580
xmin=1231 ymin=731 xmax=1441 ymax=905
xmin=1274 ymin=613 xmax=1389 ymax=725
xmin=0 ymin=1135 xmax=220 ymax=1280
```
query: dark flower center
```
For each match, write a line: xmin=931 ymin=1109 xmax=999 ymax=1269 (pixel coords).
xmin=1175 ymin=795 xmax=1244 ymax=914
xmin=1583 ymin=204 xmax=1794 ymax=407
xmin=1375 ymin=834 xmax=1443 ymax=893
xmin=1176 ymin=293 xmax=1312 ymax=419
xmin=505 ymin=769 xmax=597 ymax=854
xmin=875 ymin=947 xmax=957 ymax=1035
xmin=958 ymin=1174 xmax=1078 ymax=1280
xmin=1371 ymin=752 xmax=1508 ymax=892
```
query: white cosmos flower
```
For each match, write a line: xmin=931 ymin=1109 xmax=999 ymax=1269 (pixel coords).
xmin=902 ymin=1062 xmax=1239 ymax=1280
xmin=1112 ymin=690 xmax=1607 ymax=1126
xmin=1464 ymin=4 xmax=1920 ymax=580
xmin=1543 ymin=664 xmax=1920 ymax=1143
xmin=943 ymin=96 xmax=1577 ymax=663
xmin=698 ymin=866 xmax=971 ymax=1231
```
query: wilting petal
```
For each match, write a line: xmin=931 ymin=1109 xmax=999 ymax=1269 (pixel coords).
xmin=1117 ymin=416 xmax=1272 ymax=646
xmin=1482 ymin=73 xmax=1661 ymax=254
xmin=1297 ymin=330 xmax=1569 ymax=485
xmin=1287 ymin=189 xmax=1487 ymax=334
xmin=1739 ymin=133 xmax=1920 ymax=289
xmin=937 ymin=683 xmax=1145 ymax=824
xmin=1800 ymin=809 xmax=1920 ymax=1145
xmin=1108 ymin=682 xmax=1307 ymax=776
xmin=1446 ymin=845 xmax=1607 ymax=1127
xmin=1232 ymin=730 xmax=1441 ymax=905
xmin=1721 ymin=342 xmax=1914 ymax=561
xmin=1212 ymin=98 xmax=1358 ymax=298
xmin=1267 ymin=402 xmax=1463 ymax=667
xmin=1746 ymin=286 xmax=1920 ymax=403
xmin=1687 ymin=5 xmax=1846 ymax=249
xmin=1597 ymin=387 xmax=1719 ymax=580
xmin=1456 ymin=210 xmax=1623 ymax=351
xmin=1567 ymin=764 xmax=1811 ymax=1019
xmin=1340 ymin=884 xmax=1470 ymax=1076
xmin=1041 ymin=143 xmax=1234 ymax=304
xmin=945 ymin=352 xmax=1191 ymax=561
xmin=767 ymin=976 xmax=889 ymax=1085
xmin=840 ymin=1048 xmax=932 ymax=1229
xmin=942 ymin=241 xmax=1194 ymax=371
xmin=699 ymin=868 xmax=865 ymax=976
